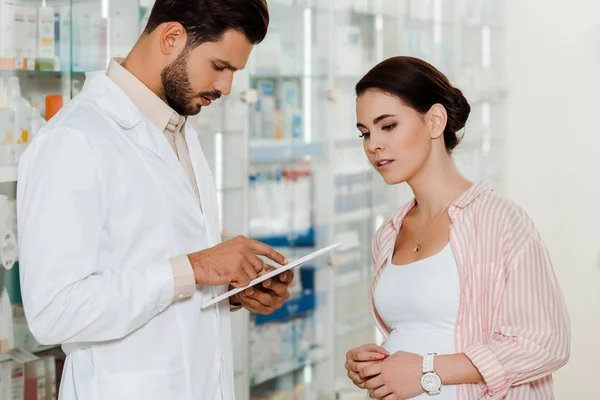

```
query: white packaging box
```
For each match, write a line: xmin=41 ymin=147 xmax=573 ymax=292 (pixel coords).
xmin=0 ymin=3 xmax=17 ymax=69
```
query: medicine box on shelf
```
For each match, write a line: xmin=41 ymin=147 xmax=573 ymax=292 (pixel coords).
xmin=255 ymin=292 xmax=319 ymax=325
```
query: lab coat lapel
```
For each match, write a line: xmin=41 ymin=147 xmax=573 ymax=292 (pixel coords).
xmin=185 ymin=126 xmax=221 ymax=247
xmin=90 ymin=73 xmax=199 ymax=205
xmin=133 ymin=122 xmax=199 ymax=205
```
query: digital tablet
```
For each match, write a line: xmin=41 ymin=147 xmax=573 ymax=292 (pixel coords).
xmin=201 ymin=242 xmax=344 ymax=309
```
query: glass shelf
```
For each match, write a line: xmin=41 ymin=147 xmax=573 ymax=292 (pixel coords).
xmin=0 ymin=344 xmax=62 ymax=364
xmin=0 ymin=167 xmax=18 ymax=183
xmin=250 ymin=347 xmax=327 ymax=387
xmin=0 ymin=70 xmax=85 ymax=76
xmin=249 ymin=72 xmax=329 ymax=80
xmin=249 ymin=140 xmax=325 ymax=164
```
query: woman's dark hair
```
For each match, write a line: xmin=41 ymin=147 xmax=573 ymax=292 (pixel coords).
xmin=356 ymin=56 xmax=470 ymax=153
xmin=144 ymin=0 xmax=269 ymax=48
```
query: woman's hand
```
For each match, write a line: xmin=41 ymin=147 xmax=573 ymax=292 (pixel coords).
xmin=345 ymin=344 xmax=389 ymax=389
xmin=361 ymin=350 xmax=424 ymax=399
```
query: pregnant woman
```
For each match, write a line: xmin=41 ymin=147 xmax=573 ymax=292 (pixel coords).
xmin=344 ymin=56 xmax=570 ymax=400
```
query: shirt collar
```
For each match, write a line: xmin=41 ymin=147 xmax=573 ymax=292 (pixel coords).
xmin=453 ymin=180 xmax=494 ymax=209
xmin=390 ymin=180 xmax=494 ymax=230
xmin=106 ymin=58 xmax=183 ymax=133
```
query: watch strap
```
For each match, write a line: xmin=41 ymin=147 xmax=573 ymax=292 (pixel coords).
xmin=422 ymin=353 xmax=437 ymax=374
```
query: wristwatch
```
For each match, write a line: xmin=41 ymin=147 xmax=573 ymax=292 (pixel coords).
xmin=421 ymin=353 xmax=442 ymax=395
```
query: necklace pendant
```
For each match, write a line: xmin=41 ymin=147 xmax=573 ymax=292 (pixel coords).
xmin=413 ymin=244 xmax=422 ymax=253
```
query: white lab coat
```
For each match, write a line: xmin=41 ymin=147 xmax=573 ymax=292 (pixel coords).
xmin=17 ymin=71 xmax=235 ymax=400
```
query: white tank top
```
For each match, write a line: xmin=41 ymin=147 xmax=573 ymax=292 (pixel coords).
xmin=373 ymin=243 xmax=460 ymax=400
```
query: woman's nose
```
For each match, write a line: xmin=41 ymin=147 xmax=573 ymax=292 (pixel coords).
xmin=366 ymin=138 xmax=384 ymax=153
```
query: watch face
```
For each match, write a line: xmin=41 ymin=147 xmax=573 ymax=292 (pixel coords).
xmin=421 ymin=373 xmax=442 ymax=392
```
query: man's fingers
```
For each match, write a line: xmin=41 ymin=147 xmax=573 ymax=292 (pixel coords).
xmin=260 ymin=265 xmax=277 ymax=288
xmin=239 ymin=293 xmax=272 ymax=315
xmin=278 ymin=270 xmax=294 ymax=284
xmin=246 ymin=239 xmax=287 ymax=265
xmin=231 ymin=260 xmax=252 ymax=288
xmin=262 ymin=267 xmax=294 ymax=289
xmin=239 ymin=294 xmax=259 ymax=310
xmin=244 ymin=250 xmax=266 ymax=274
xmin=237 ymin=258 xmax=258 ymax=285
xmin=264 ymin=278 xmax=289 ymax=297
xmin=244 ymin=287 xmax=275 ymax=308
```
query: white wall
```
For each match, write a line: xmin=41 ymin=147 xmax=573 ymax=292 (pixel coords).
xmin=504 ymin=1 xmax=600 ymax=398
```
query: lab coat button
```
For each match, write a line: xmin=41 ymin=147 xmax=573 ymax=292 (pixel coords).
xmin=178 ymin=293 xmax=185 ymax=300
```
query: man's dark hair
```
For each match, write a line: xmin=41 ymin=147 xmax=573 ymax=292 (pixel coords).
xmin=144 ymin=0 xmax=269 ymax=48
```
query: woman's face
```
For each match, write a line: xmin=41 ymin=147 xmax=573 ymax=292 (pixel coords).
xmin=356 ymin=90 xmax=434 ymax=185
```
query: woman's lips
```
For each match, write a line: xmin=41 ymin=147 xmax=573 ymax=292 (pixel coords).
xmin=376 ymin=159 xmax=395 ymax=170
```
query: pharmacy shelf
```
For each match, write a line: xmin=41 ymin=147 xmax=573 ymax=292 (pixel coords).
xmin=252 ymin=226 xmax=316 ymax=248
xmin=334 ymin=208 xmax=371 ymax=224
xmin=469 ymin=90 xmax=508 ymax=106
xmin=335 ymin=271 xmax=362 ymax=289
xmin=29 ymin=344 xmax=62 ymax=354
xmin=0 ymin=69 xmax=85 ymax=77
xmin=249 ymin=72 xmax=328 ymax=80
xmin=336 ymin=315 xmax=373 ymax=337
xmin=249 ymin=140 xmax=325 ymax=164
xmin=0 ymin=338 xmax=8 ymax=354
xmin=215 ymin=184 xmax=245 ymax=192
xmin=255 ymin=292 xmax=319 ymax=325
xmin=335 ymin=381 xmax=365 ymax=400
xmin=0 ymin=344 xmax=62 ymax=364
xmin=250 ymin=347 xmax=327 ymax=387
xmin=334 ymin=137 xmax=363 ymax=148
xmin=0 ymin=167 xmax=18 ymax=183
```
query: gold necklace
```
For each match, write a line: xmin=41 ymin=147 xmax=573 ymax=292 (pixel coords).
xmin=412 ymin=184 xmax=471 ymax=254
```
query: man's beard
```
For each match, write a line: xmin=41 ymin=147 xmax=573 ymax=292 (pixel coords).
xmin=161 ymin=50 xmax=221 ymax=116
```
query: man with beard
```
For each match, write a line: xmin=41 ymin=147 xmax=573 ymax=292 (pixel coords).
xmin=17 ymin=1 xmax=294 ymax=399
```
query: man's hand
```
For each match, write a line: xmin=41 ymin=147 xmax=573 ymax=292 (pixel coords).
xmin=345 ymin=344 xmax=389 ymax=389
xmin=188 ymin=236 xmax=287 ymax=288
xmin=361 ymin=350 xmax=424 ymax=400
xmin=230 ymin=265 xmax=294 ymax=315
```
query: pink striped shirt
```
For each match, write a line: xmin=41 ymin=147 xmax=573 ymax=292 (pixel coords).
xmin=370 ymin=181 xmax=570 ymax=399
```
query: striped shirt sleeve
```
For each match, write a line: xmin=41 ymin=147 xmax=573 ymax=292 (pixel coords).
xmin=463 ymin=237 xmax=571 ymax=399
xmin=372 ymin=231 xmax=380 ymax=271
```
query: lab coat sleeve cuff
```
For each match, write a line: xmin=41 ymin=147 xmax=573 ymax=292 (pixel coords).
xmin=229 ymin=299 xmax=243 ymax=312
xmin=170 ymin=255 xmax=197 ymax=301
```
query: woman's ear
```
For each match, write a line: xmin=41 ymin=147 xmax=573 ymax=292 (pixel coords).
xmin=427 ymin=104 xmax=448 ymax=140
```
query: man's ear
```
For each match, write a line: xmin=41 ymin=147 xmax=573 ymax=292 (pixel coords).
xmin=159 ymin=22 xmax=187 ymax=56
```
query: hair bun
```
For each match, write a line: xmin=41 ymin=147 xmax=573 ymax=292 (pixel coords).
xmin=449 ymin=87 xmax=471 ymax=133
